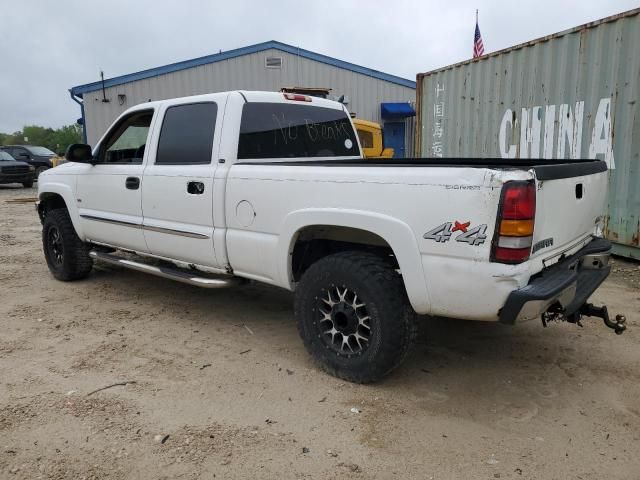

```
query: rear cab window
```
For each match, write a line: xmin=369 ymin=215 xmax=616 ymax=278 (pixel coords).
xmin=238 ymin=103 xmax=359 ymax=160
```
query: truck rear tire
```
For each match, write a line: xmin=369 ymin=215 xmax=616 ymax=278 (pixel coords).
xmin=22 ymin=180 xmax=34 ymax=188
xmin=42 ymin=208 xmax=93 ymax=281
xmin=294 ymin=251 xmax=417 ymax=383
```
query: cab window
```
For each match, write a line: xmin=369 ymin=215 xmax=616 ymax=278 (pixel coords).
xmin=12 ymin=147 xmax=29 ymax=159
xmin=98 ymin=110 xmax=153 ymax=164
xmin=238 ymin=103 xmax=358 ymax=159
xmin=156 ymin=103 xmax=218 ymax=165
xmin=0 ymin=151 xmax=15 ymax=161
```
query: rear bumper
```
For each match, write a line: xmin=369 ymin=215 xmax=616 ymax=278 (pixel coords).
xmin=499 ymin=237 xmax=611 ymax=324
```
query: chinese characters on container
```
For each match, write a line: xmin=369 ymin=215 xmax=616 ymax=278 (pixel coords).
xmin=432 ymin=83 xmax=445 ymax=157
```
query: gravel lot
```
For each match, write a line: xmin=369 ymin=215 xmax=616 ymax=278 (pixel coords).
xmin=1 ymin=184 xmax=639 ymax=479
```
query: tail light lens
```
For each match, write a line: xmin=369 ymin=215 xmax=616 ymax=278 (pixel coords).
xmin=491 ymin=181 xmax=536 ymax=264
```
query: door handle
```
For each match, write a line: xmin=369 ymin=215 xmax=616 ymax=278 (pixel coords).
xmin=125 ymin=177 xmax=140 ymax=190
xmin=187 ymin=181 xmax=205 ymax=195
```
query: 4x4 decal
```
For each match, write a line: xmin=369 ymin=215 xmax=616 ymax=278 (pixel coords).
xmin=423 ymin=221 xmax=488 ymax=246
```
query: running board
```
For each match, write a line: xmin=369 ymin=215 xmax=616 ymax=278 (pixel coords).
xmin=89 ymin=251 xmax=244 ymax=289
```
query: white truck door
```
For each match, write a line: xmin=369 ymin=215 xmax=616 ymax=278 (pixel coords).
xmin=76 ymin=109 xmax=154 ymax=252
xmin=140 ymin=100 xmax=222 ymax=267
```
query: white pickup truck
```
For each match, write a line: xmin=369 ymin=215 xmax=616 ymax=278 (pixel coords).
xmin=37 ymin=91 xmax=625 ymax=382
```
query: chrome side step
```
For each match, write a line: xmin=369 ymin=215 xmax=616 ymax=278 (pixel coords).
xmin=89 ymin=251 xmax=244 ymax=289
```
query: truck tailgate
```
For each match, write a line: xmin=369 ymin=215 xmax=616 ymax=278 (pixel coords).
xmin=531 ymin=161 xmax=609 ymax=265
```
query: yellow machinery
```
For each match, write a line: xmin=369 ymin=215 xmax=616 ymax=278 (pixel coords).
xmin=352 ymin=118 xmax=394 ymax=159
xmin=51 ymin=155 xmax=66 ymax=167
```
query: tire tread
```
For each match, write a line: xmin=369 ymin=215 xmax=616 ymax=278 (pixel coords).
xmin=43 ymin=208 xmax=93 ymax=281
xmin=295 ymin=251 xmax=417 ymax=383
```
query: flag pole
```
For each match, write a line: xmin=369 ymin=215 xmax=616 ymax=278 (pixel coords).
xmin=476 ymin=9 xmax=478 ymax=24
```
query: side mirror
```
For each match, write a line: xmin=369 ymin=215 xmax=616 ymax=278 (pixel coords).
xmin=65 ymin=144 xmax=94 ymax=163
xmin=17 ymin=152 xmax=30 ymax=159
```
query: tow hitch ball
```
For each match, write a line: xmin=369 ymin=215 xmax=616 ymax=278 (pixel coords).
xmin=576 ymin=304 xmax=627 ymax=335
xmin=567 ymin=303 xmax=627 ymax=335
xmin=542 ymin=303 xmax=627 ymax=334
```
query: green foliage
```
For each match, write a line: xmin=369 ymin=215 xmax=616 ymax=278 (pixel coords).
xmin=0 ymin=124 xmax=82 ymax=155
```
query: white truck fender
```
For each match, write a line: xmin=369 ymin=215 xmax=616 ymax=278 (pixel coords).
xmin=38 ymin=181 xmax=85 ymax=240
xmin=278 ymin=208 xmax=431 ymax=314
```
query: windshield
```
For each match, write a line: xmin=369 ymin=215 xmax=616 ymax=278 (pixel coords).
xmin=0 ymin=151 xmax=16 ymax=161
xmin=27 ymin=146 xmax=56 ymax=156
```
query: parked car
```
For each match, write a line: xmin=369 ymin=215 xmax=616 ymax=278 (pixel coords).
xmin=36 ymin=91 xmax=624 ymax=383
xmin=0 ymin=150 xmax=35 ymax=188
xmin=0 ymin=145 xmax=56 ymax=178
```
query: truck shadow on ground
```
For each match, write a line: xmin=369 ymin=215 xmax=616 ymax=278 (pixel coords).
xmin=85 ymin=263 xmax=614 ymax=397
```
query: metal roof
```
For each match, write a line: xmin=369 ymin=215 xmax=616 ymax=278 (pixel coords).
xmin=71 ymin=40 xmax=416 ymax=97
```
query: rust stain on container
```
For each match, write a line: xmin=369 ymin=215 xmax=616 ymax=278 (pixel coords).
xmin=632 ymin=220 xmax=640 ymax=246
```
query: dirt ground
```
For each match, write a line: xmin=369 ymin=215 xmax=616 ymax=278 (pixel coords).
xmin=1 ymin=184 xmax=639 ymax=480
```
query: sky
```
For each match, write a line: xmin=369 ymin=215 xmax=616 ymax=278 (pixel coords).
xmin=1 ymin=0 xmax=638 ymax=133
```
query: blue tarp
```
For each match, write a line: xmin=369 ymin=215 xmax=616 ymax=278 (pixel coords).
xmin=380 ymin=102 xmax=416 ymax=119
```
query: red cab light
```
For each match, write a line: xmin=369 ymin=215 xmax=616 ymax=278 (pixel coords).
xmin=283 ymin=93 xmax=312 ymax=102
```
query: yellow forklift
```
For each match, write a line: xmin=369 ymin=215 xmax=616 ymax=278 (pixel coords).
xmin=351 ymin=117 xmax=394 ymax=159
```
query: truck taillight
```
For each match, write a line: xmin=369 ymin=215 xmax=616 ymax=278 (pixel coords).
xmin=283 ymin=93 xmax=312 ymax=102
xmin=491 ymin=181 xmax=536 ymax=264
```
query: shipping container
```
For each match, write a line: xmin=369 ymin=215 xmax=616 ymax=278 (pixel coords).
xmin=416 ymin=8 xmax=640 ymax=259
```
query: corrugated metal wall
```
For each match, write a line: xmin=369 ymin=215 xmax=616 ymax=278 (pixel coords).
xmin=82 ymin=48 xmax=415 ymax=147
xmin=416 ymin=9 xmax=640 ymax=258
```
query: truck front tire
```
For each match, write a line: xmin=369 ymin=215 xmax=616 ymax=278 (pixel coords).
xmin=294 ymin=251 xmax=417 ymax=383
xmin=42 ymin=209 xmax=93 ymax=281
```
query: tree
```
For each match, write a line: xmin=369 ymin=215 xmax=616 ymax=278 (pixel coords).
xmin=23 ymin=125 xmax=56 ymax=148
xmin=0 ymin=124 xmax=82 ymax=154
xmin=50 ymin=124 xmax=83 ymax=154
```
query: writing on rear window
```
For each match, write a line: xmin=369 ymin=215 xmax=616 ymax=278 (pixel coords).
xmin=238 ymin=103 xmax=358 ymax=159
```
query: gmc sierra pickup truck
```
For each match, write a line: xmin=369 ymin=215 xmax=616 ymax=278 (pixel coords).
xmin=36 ymin=91 xmax=625 ymax=383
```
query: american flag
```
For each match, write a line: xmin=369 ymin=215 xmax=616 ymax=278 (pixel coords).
xmin=473 ymin=18 xmax=484 ymax=58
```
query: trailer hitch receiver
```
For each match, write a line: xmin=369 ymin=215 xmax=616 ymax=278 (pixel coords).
xmin=542 ymin=302 xmax=627 ymax=334
xmin=577 ymin=303 xmax=626 ymax=335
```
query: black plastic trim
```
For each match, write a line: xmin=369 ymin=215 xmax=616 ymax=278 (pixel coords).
xmin=533 ymin=160 xmax=607 ymax=180
xmin=498 ymin=237 xmax=612 ymax=324
xmin=125 ymin=176 xmax=140 ymax=190
xmin=235 ymin=158 xmax=606 ymax=170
